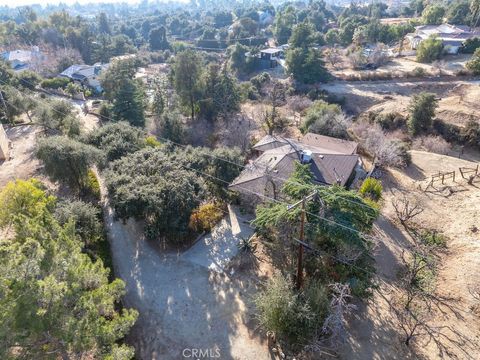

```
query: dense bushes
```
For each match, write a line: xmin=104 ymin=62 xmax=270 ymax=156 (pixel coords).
xmin=408 ymin=92 xmax=438 ymax=136
xmin=461 ymin=37 xmax=480 ymax=54
xmin=301 ymin=100 xmax=350 ymax=138
xmin=254 ymin=273 xmax=329 ymax=346
xmin=55 ymin=199 xmax=103 ymax=245
xmin=36 ymin=136 xmax=104 ymax=191
xmin=40 ymin=77 xmax=70 ymax=90
xmin=433 ymin=119 xmax=480 ymax=150
xmin=84 ymin=122 xmax=146 ymax=161
xmin=359 ymin=178 xmax=383 ymax=201
xmin=104 ymin=146 xmax=243 ymax=244
xmin=189 ymin=203 xmax=225 ymax=232
xmin=416 ymin=36 xmax=443 ymax=63
xmin=372 ymin=112 xmax=406 ymax=131
xmin=466 ymin=47 xmax=480 ymax=75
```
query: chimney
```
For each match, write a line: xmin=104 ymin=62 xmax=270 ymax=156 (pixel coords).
xmin=301 ymin=150 xmax=312 ymax=164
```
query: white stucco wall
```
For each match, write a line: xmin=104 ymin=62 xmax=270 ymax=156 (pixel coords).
xmin=0 ymin=124 xmax=9 ymax=160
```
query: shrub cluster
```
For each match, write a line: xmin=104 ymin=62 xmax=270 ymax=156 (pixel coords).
xmin=188 ymin=202 xmax=225 ymax=233
xmin=40 ymin=77 xmax=70 ymax=90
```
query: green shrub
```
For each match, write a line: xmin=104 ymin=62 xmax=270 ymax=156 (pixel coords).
xmin=55 ymin=200 xmax=102 ymax=245
xmin=301 ymin=100 xmax=349 ymax=138
xmin=98 ymin=102 xmax=112 ymax=121
xmin=359 ymin=178 xmax=383 ymax=201
xmin=374 ymin=112 xmax=406 ymax=131
xmin=433 ymin=119 xmax=463 ymax=143
xmin=85 ymin=169 xmax=101 ymax=200
xmin=408 ymin=92 xmax=438 ymax=136
xmin=14 ymin=70 xmax=42 ymax=90
xmin=466 ymin=47 xmax=480 ymax=75
xmin=463 ymin=120 xmax=480 ymax=149
xmin=40 ymin=77 xmax=70 ymax=90
xmin=461 ymin=37 xmax=480 ymax=54
xmin=412 ymin=66 xmax=427 ymax=77
xmin=416 ymin=36 xmax=443 ymax=63
xmin=188 ymin=203 xmax=224 ymax=233
xmin=145 ymin=135 xmax=162 ymax=148
xmin=250 ymin=72 xmax=271 ymax=90
xmin=238 ymin=82 xmax=259 ymax=101
xmin=419 ymin=229 xmax=447 ymax=248
xmin=254 ymin=272 xmax=317 ymax=345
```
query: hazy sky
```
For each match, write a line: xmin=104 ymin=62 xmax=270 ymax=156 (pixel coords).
xmin=1 ymin=0 xmax=146 ymax=7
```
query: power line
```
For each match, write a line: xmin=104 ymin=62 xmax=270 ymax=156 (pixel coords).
xmin=0 ymin=80 xmax=379 ymax=241
xmin=0 ymin=82 xmax=407 ymax=305
xmin=0 ymin=76 xmax=378 ymax=213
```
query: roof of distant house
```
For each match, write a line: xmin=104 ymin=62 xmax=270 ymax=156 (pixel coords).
xmin=410 ymin=24 xmax=480 ymax=41
xmin=60 ymin=63 xmax=108 ymax=80
xmin=230 ymin=133 xmax=359 ymax=195
xmin=1 ymin=49 xmax=32 ymax=63
xmin=260 ymin=48 xmax=283 ymax=54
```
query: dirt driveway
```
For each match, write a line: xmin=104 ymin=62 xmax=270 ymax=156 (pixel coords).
xmin=99 ymin=176 xmax=269 ymax=360
xmin=0 ymin=125 xmax=42 ymax=187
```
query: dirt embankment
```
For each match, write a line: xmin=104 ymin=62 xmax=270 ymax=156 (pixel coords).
xmin=341 ymin=151 xmax=480 ymax=360
xmin=322 ymin=79 xmax=480 ymax=127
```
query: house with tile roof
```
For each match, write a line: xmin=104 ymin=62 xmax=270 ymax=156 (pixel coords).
xmin=229 ymin=133 xmax=360 ymax=204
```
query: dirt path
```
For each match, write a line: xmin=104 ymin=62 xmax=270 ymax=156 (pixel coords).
xmin=0 ymin=125 xmax=43 ymax=187
xmin=97 ymin=174 xmax=269 ymax=360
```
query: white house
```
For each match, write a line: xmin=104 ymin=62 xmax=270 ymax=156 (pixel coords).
xmin=59 ymin=63 xmax=109 ymax=93
xmin=406 ymin=24 xmax=480 ymax=54
xmin=1 ymin=47 xmax=43 ymax=72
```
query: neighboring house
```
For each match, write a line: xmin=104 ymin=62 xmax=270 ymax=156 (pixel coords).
xmin=1 ymin=47 xmax=43 ymax=71
xmin=406 ymin=24 xmax=480 ymax=54
xmin=229 ymin=133 xmax=360 ymax=204
xmin=246 ymin=47 xmax=285 ymax=69
xmin=59 ymin=63 xmax=109 ymax=93
xmin=0 ymin=124 xmax=9 ymax=161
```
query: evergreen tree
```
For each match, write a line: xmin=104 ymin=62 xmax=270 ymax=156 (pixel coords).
xmin=149 ymin=26 xmax=170 ymax=50
xmin=0 ymin=179 xmax=137 ymax=359
xmin=98 ymin=12 xmax=111 ymax=34
xmin=112 ymin=79 xmax=146 ymax=127
xmin=172 ymin=50 xmax=202 ymax=121
xmin=408 ymin=92 xmax=438 ymax=136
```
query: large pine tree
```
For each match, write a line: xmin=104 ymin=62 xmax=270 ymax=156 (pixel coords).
xmin=0 ymin=179 xmax=138 ymax=359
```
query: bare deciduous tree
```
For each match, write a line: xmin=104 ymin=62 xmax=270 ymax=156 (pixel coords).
xmin=351 ymin=121 xmax=409 ymax=168
xmin=251 ymin=104 xmax=289 ymax=136
xmin=324 ymin=48 xmax=342 ymax=69
xmin=321 ymin=283 xmax=356 ymax=349
xmin=287 ymin=95 xmax=312 ymax=126
xmin=391 ymin=193 xmax=425 ymax=226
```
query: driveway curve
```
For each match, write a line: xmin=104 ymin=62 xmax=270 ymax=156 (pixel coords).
xmin=98 ymin=176 xmax=269 ymax=360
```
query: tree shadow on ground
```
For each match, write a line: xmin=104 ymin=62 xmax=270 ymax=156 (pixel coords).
xmin=103 ymin=206 xmax=269 ymax=360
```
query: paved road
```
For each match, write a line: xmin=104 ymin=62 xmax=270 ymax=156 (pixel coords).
xmin=98 ymin=174 xmax=268 ymax=360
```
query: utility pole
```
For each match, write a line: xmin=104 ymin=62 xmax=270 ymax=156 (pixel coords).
xmin=296 ymin=199 xmax=306 ymax=290
xmin=287 ymin=191 xmax=319 ymax=290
